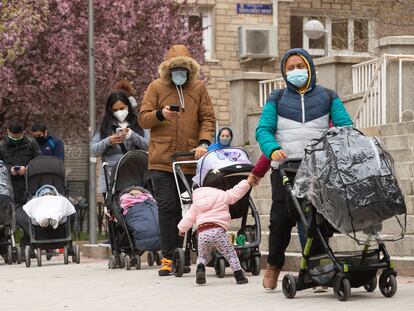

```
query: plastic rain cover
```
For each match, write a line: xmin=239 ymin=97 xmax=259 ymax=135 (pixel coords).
xmin=0 ymin=161 xmax=13 ymax=198
xmin=293 ymin=127 xmax=406 ymax=242
xmin=193 ymin=148 xmax=251 ymax=186
xmin=0 ymin=160 xmax=15 ymax=229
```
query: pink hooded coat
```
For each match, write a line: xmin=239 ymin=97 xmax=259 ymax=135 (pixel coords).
xmin=177 ymin=179 xmax=251 ymax=233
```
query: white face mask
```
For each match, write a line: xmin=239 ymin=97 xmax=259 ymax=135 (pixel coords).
xmin=114 ymin=109 xmax=129 ymax=122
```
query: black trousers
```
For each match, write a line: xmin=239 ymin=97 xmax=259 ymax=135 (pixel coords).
xmin=15 ymin=204 xmax=31 ymax=247
xmin=267 ymin=169 xmax=327 ymax=269
xmin=150 ymin=170 xmax=192 ymax=263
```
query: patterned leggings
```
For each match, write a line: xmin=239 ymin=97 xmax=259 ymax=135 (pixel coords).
xmin=197 ymin=227 xmax=241 ymax=271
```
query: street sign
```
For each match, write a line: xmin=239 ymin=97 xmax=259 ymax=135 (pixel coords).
xmin=236 ymin=4 xmax=273 ymax=15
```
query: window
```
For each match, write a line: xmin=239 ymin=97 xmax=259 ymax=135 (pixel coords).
xmin=290 ymin=16 xmax=372 ymax=56
xmin=187 ymin=7 xmax=214 ymax=60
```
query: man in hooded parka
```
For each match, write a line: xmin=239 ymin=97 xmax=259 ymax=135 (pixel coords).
xmin=139 ymin=44 xmax=216 ymax=276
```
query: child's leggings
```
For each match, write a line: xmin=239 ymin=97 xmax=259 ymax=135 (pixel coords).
xmin=197 ymin=227 xmax=241 ymax=271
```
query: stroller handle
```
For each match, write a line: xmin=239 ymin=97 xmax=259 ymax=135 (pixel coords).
xmin=171 ymin=151 xmax=195 ymax=162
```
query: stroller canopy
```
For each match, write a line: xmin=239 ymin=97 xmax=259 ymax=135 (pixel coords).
xmin=193 ymin=147 xmax=251 ymax=186
xmin=110 ymin=150 xmax=150 ymax=194
xmin=26 ymin=156 xmax=65 ymax=196
xmin=293 ymin=127 xmax=406 ymax=239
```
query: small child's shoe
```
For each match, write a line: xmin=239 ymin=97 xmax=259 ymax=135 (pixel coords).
xmin=234 ymin=270 xmax=248 ymax=284
xmin=196 ymin=264 xmax=206 ymax=285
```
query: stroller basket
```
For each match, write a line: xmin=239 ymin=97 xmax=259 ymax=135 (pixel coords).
xmin=308 ymin=249 xmax=380 ymax=286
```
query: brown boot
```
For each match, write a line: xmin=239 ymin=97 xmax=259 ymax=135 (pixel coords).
xmin=262 ymin=264 xmax=281 ymax=291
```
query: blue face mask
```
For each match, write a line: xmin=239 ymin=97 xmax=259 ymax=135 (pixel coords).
xmin=171 ymin=70 xmax=188 ymax=86
xmin=286 ymin=69 xmax=308 ymax=88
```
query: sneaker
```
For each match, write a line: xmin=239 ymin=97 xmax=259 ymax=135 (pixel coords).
xmin=184 ymin=266 xmax=191 ymax=273
xmin=313 ymin=286 xmax=329 ymax=293
xmin=196 ymin=264 xmax=206 ymax=285
xmin=234 ymin=270 xmax=248 ymax=284
xmin=158 ymin=258 xmax=174 ymax=276
xmin=262 ymin=264 xmax=281 ymax=291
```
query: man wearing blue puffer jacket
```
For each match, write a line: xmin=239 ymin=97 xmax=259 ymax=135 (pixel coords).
xmin=256 ymin=48 xmax=353 ymax=291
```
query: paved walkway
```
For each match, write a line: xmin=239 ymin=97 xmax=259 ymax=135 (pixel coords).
xmin=1 ymin=256 xmax=413 ymax=311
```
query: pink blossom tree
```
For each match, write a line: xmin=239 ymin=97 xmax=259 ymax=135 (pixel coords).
xmin=0 ymin=0 xmax=204 ymax=140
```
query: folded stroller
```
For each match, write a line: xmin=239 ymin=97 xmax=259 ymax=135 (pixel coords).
xmin=171 ymin=147 xmax=261 ymax=277
xmin=24 ymin=156 xmax=80 ymax=267
xmin=0 ymin=160 xmax=21 ymax=264
xmin=279 ymin=127 xmax=406 ymax=301
xmin=103 ymin=150 xmax=161 ymax=270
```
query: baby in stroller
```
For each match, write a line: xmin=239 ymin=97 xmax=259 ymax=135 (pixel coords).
xmin=178 ymin=169 xmax=258 ymax=285
xmin=119 ymin=185 xmax=160 ymax=253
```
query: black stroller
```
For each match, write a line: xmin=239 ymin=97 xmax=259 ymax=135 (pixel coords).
xmin=279 ymin=127 xmax=406 ymax=301
xmin=171 ymin=148 xmax=261 ymax=277
xmin=24 ymin=156 xmax=80 ymax=267
xmin=0 ymin=160 xmax=21 ymax=264
xmin=103 ymin=150 xmax=161 ymax=270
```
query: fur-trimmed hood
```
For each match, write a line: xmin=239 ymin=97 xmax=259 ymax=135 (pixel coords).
xmin=158 ymin=45 xmax=200 ymax=83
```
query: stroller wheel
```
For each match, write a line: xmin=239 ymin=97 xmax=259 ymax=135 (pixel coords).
xmin=135 ymin=255 xmax=141 ymax=270
xmin=334 ymin=277 xmax=351 ymax=301
xmin=108 ymin=255 xmax=116 ymax=269
xmin=282 ymin=274 xmax=297 ymax=299
xmin=36 ymin=248 xmax=42 ymax=267
xmin=173 ymin=248 xmax=185 ymax=277
xmin=251 ymin=255 xmax=261 ymax=276
xmin=63 ymin=246 xmax=69 ymax=264
xmin=16 ymin=247 xmax=22 ymax=264
xmin=25 ymin=246 xmax=31 ymax=268
xmin=117 ymin=255 xmax=125 ymax=269
xmin=147 ymin=252 xmax=155 ymax=266
xmin=364 ymin=276 xmax=377 ymax=292
xmin=6 ymin=245 xmax=13 ymax=265
xmin=72 ymin=244 xmax=80 ymax=264
xmin=215 ymin=258 xmax=226 ymax=278
xmin=124 ymin=255 xmax=131 ymax=270
xmin=379 ymin=272 xmax=397 ymax=298
xmin=155 ymin=251 xmax=162 ymax=265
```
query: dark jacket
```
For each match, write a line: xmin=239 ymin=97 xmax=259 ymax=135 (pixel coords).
xmin=0 ymin=136 xmax=41 ymax=204
xmin=38 ymin=136 xmax=65 ymax=161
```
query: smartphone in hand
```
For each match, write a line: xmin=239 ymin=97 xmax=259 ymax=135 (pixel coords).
xmin=170 ymin=105 xmax=180 ymax=112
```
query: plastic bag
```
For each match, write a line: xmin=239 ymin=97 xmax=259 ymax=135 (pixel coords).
xmin=293 ymin=127 xmax=406 ymax=237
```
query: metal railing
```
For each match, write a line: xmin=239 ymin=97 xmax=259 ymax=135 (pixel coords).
xmin=352 ymin=54 xmax=414 ymax=128
xmin=352 ymin=57 xmax=386 ymax=128
xmin=258 ymin=77 xmax=286 ymax=107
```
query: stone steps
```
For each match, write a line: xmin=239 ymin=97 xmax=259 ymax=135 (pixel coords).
xmin=230 ymin=215 xmax=414 ymax=236
xmin=378 ymin=133 xmax=414 ymax=150
xmin=361 ymin=121 xmax=414 ymax=137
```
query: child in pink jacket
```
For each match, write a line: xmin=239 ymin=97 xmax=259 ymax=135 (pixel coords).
xmin=178 ymin=168 xmax=257 ymax=285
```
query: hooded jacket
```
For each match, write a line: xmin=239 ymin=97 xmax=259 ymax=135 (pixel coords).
xmin=256 ymin=48 xmax=353 ymax=162
xmin=138 ymin=45 xmax=216 ymax=174
xmin=177 ymin=179 xmax=250 ymax=233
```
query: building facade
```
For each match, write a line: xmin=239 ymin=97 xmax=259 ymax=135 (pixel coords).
xmin=188 ymin=0 xmax=406 ymax=127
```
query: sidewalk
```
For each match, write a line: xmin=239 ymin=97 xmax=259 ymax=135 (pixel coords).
xmin=1 ymin=256 xmax=414 ymax=311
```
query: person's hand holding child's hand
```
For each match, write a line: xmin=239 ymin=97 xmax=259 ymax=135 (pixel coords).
xmin=247 ymin=174 xmax=261 ymax=187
